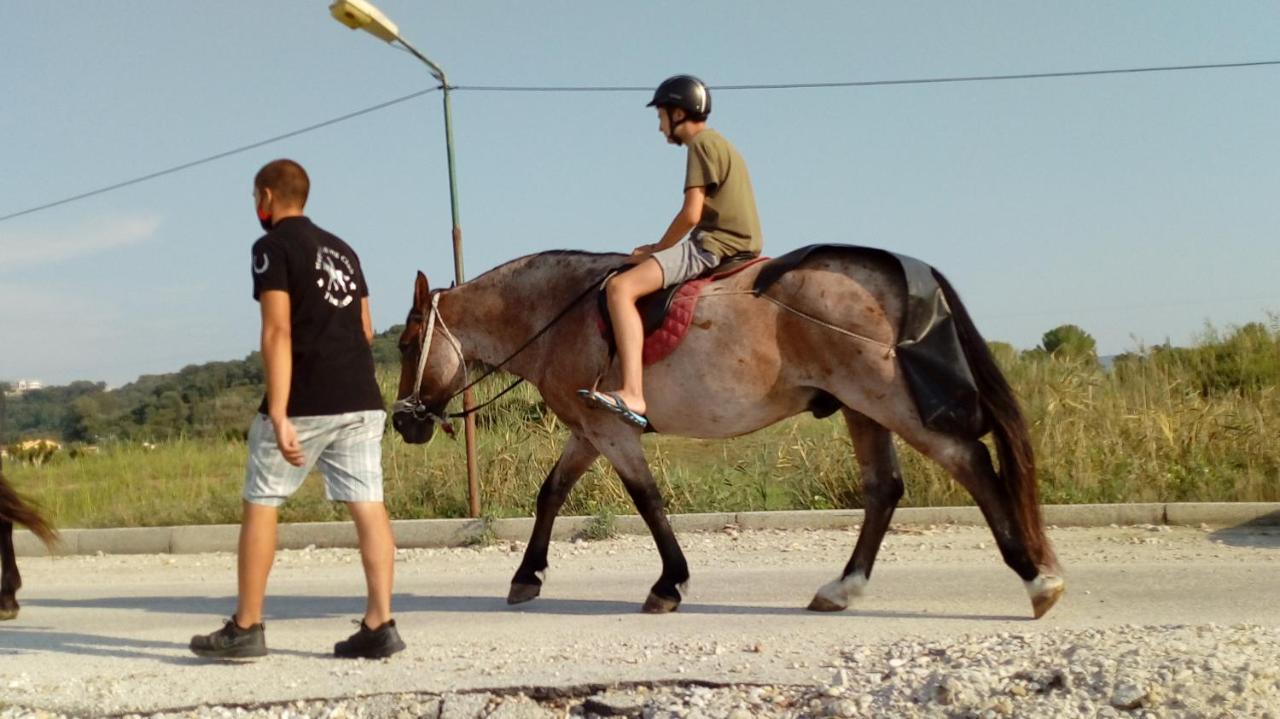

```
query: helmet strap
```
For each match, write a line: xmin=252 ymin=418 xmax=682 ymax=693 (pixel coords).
xmin=664 ymin=107 xmax=686 ymax=146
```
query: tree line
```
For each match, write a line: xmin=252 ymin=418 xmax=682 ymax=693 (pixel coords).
xmin=3 ymin=318 xmax=1277 ymax=445
xmin=2 ymin=327 xmax=405 ymax=444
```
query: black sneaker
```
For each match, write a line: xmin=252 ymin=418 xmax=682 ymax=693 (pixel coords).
xmin=334 ymin=619 xmax=406 ymax=659
xmin=190 ymin=617 xmax=267 ymax=659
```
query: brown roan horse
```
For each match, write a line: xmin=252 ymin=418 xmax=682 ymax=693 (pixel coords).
xmin=392 ymin=248 xmax=1064 ymax=619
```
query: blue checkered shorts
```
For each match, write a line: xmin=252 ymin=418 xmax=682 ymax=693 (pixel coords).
xmin=242 ymin=410 xmax=386 ymax=507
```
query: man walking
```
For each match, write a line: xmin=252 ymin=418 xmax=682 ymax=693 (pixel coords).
xmin=190 ymin=159 xmax=404 ymax=660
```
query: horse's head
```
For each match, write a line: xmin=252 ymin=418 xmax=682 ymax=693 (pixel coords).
xmin=391 ymin=271 xmax=466 ymax=444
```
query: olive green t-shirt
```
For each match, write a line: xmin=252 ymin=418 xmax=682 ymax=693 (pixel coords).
xmin=684 ymin=128 xmax=763 ymax=257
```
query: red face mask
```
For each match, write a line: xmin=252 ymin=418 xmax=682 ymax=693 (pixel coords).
xmin=257 ymin=207 xmax=273 ymax=232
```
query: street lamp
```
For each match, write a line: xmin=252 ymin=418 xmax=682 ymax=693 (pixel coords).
xmin=330 ymin=0 xmax=481 ymax=518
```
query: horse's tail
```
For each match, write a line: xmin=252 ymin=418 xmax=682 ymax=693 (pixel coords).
xmin=0 ymin=470 xmax=58 ymax=547
xmin=932 ymin=269 xmax=1054 ymax=570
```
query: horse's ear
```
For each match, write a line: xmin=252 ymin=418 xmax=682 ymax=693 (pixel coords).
xmin=414 ymin=271 xmax=430 ymax=306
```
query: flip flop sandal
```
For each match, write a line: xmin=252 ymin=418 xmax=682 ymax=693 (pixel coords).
xmin=577 ymin=389 xmax=649 ymax=429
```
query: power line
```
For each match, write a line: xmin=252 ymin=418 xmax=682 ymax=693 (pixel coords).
xmin=0 ymin=88 xmax=439 ymax=223
xmin=453 ymin=59 xmax=1280 ymax=92
xmin=3 ymin=58 xmax=1278 ymax=223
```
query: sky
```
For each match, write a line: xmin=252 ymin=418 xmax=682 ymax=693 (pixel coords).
xmin=2 ymin=2 xmax=1278 ymax=387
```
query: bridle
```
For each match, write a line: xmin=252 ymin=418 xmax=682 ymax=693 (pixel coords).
xmin=392 ymin=292 xmax=466 ymax=426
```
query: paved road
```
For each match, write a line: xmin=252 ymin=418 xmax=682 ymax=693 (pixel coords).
xmin=1 ymin=523 xmax=1277 ymax=715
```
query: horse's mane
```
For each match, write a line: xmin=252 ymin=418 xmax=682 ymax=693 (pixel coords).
xmin=466 ymin=249 xmax=626 ymax=290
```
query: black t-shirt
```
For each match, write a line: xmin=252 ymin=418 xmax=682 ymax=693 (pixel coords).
xmin=250 ymin=216 xmax=384 ymax=417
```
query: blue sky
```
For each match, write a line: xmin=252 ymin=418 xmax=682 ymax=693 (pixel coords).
xmin=2 ymin=2 xmax=1278 ymax=387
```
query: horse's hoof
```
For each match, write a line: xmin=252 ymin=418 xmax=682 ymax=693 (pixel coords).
xmin=806 ymin=594 xmax=846 ymax=613
xmin=0 ymin=605 xmax=17 ymax=621
xmin=807 ymin=575 xmax=863 ymax=612
xmin=1026 ymin=574 xmax=1065 ymax=619
xmin=507 ymin=582 xmax=542 ymax=605
xmin=641 ymin=592 xmax=680 ymax=614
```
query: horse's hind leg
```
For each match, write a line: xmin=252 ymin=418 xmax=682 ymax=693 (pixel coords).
xmin=509 ymin=433 xmax=600 ymax=605
xmin=809 ymin=409 xmax=904 ymax=612
xmin=0 ymin=521 xmax=18 ymax=620
xmin=898 ymin=428 xmax=1063 ymax=618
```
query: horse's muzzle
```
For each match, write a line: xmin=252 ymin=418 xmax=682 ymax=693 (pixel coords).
xmin=391 ymin=411 xmax=435 ymax=445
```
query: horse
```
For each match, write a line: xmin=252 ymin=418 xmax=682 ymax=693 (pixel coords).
xmin=0 ymin=460 xmax=58 ymax=620
xmin=391 ymin=247 xmax=1064 ymax=619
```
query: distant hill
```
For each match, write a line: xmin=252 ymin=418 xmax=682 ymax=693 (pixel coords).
xmin=1 ymin=325 xmax=404 ymax=444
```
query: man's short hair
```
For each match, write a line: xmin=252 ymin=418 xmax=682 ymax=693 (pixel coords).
xmin=254 ymin=159 xmax=310 ymax=206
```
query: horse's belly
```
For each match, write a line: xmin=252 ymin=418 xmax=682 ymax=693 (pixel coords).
xmin=646 ymin=389 xmax=809 ymax=438
xmin=641 ymin=326 xmax=809 ymax=438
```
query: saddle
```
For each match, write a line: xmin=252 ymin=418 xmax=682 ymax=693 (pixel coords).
xmin=596 ymin=252 xmax=768 ymax=365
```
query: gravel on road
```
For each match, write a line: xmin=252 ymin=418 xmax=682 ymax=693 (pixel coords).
xmin=1 ymin=523 xmax=1277 ymax=718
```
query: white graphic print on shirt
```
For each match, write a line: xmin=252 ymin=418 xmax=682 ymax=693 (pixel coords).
xmin=315 ymin=246 xmax=358 ymax=308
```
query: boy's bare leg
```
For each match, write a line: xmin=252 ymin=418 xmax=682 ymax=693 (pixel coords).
xmin=235 ymin=501 xmax=278 ymax=627
xmin=346 ymin=501 xmax=395 ymax=627
xmin=605 ymin=258 xmax=665 ymax=416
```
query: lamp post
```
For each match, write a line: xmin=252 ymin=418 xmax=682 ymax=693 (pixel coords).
xmin=330 ymin=0 xmax=481 ymax=518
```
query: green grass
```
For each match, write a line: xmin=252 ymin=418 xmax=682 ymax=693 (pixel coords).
xmin=7 ymin=353 xmax=1280 ymax=530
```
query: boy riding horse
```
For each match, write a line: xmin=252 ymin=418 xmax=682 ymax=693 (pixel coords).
xmin=580 ymin=75 xmax=763 ymax=428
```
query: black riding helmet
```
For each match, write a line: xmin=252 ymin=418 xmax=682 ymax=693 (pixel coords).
xmin=647 ymin=75 xmax=711 ymax=145
xmin=646 ymin=74 xmax=712 ymax=118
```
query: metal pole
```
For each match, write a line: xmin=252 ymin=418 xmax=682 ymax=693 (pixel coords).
xmin=401 ymin=39 xmax=482 ymax=518
xmin=441 ymin=83 xmax=482 ymax=520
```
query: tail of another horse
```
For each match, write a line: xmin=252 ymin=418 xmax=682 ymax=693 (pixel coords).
xmin=0 ymin=470 xmax=58 ymax=547
xmin=932 ymin=270 xmax=1056 ymax=571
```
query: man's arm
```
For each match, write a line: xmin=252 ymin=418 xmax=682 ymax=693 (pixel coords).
xmin=634 ymin=186 xmax=705 ymax=255
xmin=260 ymin=290 xmax=304 ymax=466
xmin=361 ymin=297 xmax=374 ymax=345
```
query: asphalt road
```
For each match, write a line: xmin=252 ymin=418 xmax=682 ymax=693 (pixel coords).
xmin=1 ymin=523 xmax=1277 ymax=716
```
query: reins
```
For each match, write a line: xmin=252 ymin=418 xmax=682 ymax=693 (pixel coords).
xmin=394 ymin=272 xmax=609 ymax=424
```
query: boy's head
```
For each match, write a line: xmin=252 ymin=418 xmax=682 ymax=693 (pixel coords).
xmin=253 ymin=159 xmax=310 ymax=229
xmin=647 ymin=74 xmax=710 ymax=146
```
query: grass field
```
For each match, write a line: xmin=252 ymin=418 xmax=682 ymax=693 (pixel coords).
xmin=7 ymin=345 xmax=1279 ymax=530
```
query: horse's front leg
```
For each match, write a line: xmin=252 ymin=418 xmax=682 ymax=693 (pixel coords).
xmin=508 ymin=433 xmax=600 ymax=605
xmin=810 ymin=408 xmax=903 ymax=612
xmin=0 ymin=521 xmax=19 ymax=620
xmin=592 ymin=426 xmax=689 ymax=613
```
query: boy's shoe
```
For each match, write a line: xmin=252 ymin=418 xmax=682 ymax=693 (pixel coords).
xmin=190 ymin=617 xmax=267 ymax=659
xmin=334 ymin=619 xmax=406 ymax=659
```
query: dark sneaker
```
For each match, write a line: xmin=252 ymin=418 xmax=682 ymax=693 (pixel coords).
xmin=190 ymin=618 xmax=267 ymax=659
xmin=334 ymin=619 xmax=406 ymax=659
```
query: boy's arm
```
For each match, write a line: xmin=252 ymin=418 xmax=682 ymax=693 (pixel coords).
xmin=260 ymin=290 xmax=305 ymax=466
xmin=634 ymin=186 xmax=705 ymax=256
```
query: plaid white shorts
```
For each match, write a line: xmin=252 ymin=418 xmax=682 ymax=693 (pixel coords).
xmin=242 ymin=410 xmax=386 ymax=507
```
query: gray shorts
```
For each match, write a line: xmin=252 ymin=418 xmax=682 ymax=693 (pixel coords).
xmin=243 ymin=410 xmax=386 ymax=507
xmin=652 ymin=237 xmax=720 ymax=288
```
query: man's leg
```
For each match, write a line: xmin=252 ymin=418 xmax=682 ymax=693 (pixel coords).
xmin=235 ymin=501 xmax=279 ymax=627
xmin=346 ymin=501 xmax=395 ymax=628
xmin=605 ymin=258 xmax=665 ymax=416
